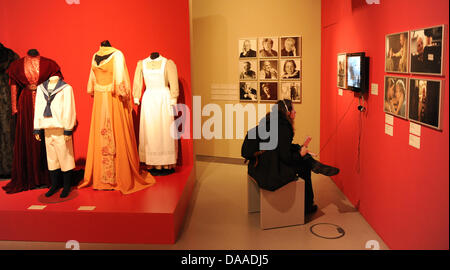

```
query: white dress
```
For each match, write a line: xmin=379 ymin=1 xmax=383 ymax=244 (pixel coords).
xmin=139 ymin=56 xmax=177 ymax=166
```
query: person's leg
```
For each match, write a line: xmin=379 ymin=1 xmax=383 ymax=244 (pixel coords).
xmin=296 ymin=162 xmax=315 ymax=212
xmin=304 ymin=154 xmax=339 ymax=176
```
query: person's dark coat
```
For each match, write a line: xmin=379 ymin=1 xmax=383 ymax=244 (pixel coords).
xmin=241 ymin=112 xmax=305 ymax=191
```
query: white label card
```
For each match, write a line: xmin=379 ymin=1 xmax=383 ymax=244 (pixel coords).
xmin=28 ymin=205 xmax=47 ymax=210
xmin=409 ymin=122 xmax=421 ymax=137
xmin=385 ymin=114 xmax=394 ymax=126
xmin=338 ymin=88 xmax=343 ymax=96
xmin=385 ymin=124 xmax=393 ymax=136
xmin=371 ymin=83 xmax=378 ymax=95
xmin=409 ymin=134 xmax=420 ymax=149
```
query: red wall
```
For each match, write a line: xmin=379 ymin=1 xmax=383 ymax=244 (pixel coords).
xmin=321 ymin=0 xmax=449 ymax=249
xmin=0 ymin=0 xmax=193 ymax=166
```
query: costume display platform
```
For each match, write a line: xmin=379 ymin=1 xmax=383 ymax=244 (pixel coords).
xmin=0 ymin=165 xmax=195 ymax=244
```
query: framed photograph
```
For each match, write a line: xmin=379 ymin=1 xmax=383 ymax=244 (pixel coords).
xmin=240 ymin=81 xmax=258 ymax=102
xmin=239 ymin=60 xmax=257 ymax=80
xmin=385 ymin=31 xmax=409 ymax=73
xmin=280 ymin=59 xmax=301 ymax=80
xmin=239 ymin=38 xmax=257 ymax=58
xmin=259 ymin=60 xmax=278 ymax=80
xmin=337 ymin=53 xmax=347 ymax=88
xmin=408 ymin=78 xmax=443 ymax=130
xmin=280 ymin=36 xmax=301 ymax=57
xmin=384 ymin=76 xmax=408 ymax=119
xmin=280 ymin=82 xmax=301 ymax=103
xmin=258 ymin=37 xmax=279 ymax=58
xmin=410 ymin=25 xmax=445 ymax=76
xmin=259 ymin=82 xmax=278 ymax=101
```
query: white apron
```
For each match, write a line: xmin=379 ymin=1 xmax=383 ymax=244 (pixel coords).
xmin=139 ymin=57 xmax=177 ymax=165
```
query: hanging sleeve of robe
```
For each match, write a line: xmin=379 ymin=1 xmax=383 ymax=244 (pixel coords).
xmin=0 ymin=44 xmax=19 ymax=177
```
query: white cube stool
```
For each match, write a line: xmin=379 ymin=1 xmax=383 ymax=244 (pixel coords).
xmin=248 ymin=175 xmax=305 ymax=229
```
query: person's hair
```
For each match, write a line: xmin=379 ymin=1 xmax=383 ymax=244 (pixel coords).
xmin=244 ymin=61 xmax=251 ymax=67
xmin=285 ymin=37 xmax=295 ymax=45
xmin=283 ymin=60 xmax=297 ymax=73
xmin=395 ymin=79 xmax=405 ymax=95
xmin=262 ymin=38 xmax=274 ymax=47
xmin=272 ymin=99 xmax=294 ymax=131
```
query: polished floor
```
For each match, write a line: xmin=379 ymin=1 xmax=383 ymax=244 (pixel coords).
xmin=0 ymin=160 xmax=389 ymax=250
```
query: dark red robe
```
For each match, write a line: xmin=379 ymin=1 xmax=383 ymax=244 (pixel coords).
xmin=3 ymin=55 xmax=62 ymax=194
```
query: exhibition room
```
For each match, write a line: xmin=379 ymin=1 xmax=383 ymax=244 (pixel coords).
xmin=0 ymin=0 xmax=448 ymax=251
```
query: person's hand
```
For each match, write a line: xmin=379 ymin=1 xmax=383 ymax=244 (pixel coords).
xmin=300 ymin=145 xmax=309 ymax=157
xmin=35 ymin=134 xmax=41 ymax=141
xmin=64 ymin=135 xmax=71 ymax=142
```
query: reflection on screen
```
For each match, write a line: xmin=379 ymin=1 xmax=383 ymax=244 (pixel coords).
xmin=347 ymin=56 xmax=361 ymax=88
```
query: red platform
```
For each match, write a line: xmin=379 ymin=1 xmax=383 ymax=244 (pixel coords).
xmin=0 ymin=165 xmax=195 ymax=245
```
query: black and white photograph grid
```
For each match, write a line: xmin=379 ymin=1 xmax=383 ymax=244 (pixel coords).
xmin=280 ymin=82 xmax=301 ymax=103
xmin=238 ymin=38 xmax=257 ymax=58
xmin=258 ymin=37 xmax=279 ymax=58
xmin=408 ymin=78 xmax=443 ymax=130
xmin=239 ymin=60 xmax=257 ymax=80
xmin=385 ymin=31 xmax=409 ymax=73
xmin=384 ymin=76 xmax=408 ymax=119
xmin=280 ymin=59 xmax=301 ymax=80
xmin=239 ymin=81 xmax=258 ymax=102
xmin=409 ymin=25 xmax=445 ymax=76
xmin=280 ymin=36 xmax=301 ymax=57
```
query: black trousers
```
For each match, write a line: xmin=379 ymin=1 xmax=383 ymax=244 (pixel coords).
xmin=295 ymin=159 xmax=314 ymax=207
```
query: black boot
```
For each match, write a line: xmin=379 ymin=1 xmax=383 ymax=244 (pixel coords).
xmin=306 ymin=155 xmax=340 ymax=176
xmin=45 ymin=169 xmax=62 ymax=197
xmin=60 ymin=170 xmax=73 ymax=198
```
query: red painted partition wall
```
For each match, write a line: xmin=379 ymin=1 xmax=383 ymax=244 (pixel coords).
xmin=321 ymin=0 xmax=449 ymax=249
xmin=0 ymin=0 xmax=193 ymax=166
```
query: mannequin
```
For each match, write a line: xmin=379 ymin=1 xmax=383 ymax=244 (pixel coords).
xmin=78 ymin=45 xmax=155 ymax=194
xmin=95 ymin=41 xmax=113 ymax=65
xmin=34 ymin=75 xmax=76 ymax=198
xmin=0 ymin=43 xmax=19 ymax=178
xmin=150 ymin=52 xmax=160 ymax=59
xmin=3 ymin=51 xmax=62 ymax=194
xmin=133 ymin=53 xmax=179 ymax=176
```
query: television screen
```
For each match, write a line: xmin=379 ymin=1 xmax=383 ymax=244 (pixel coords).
xmin=347 ymin=55 xmax=361 ymax=89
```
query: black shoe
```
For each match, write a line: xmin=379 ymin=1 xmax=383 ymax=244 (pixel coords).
xmin=45 ymin=169 xmax=62 ymax=197
xmin=305 ymin=204 xmax=318 ymax=214
xmin=60 ymin=170 xmax=73 ymax=198
xmin=159 ymin=168 xmax=175 ymax=176
xmin=311 ymin=161 xmax=339 ymax=176
xmin=148 ymin=168 xmax=162 ymax=176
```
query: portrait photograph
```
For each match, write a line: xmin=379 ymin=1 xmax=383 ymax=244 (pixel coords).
xmin=239 ymin=38 xmax=257 ymax=58
xmin=280 ymin=82 xmax=301 ymax=103
xmin=385 ymin=31 xmax=409 ymax=73
xmin=259 ymin=82 xmax=278 ymax=101
xmin=408 ymin=78 xmax=442 ymax=130
xmin=280 ymin=36 xmax=301 ymax=57
xmin=240 ymin=81 xmax=258 ymax=102
xmin=410 ymin=25 xmax=445 ymax=76
xmin=258 ymin=37 xmax=279 ymax=58
xmin=239 ymin=60 xmax=257 ymax=80
xmin=280 ymin=59 xmax=301 ymax=80
xmin=337 ymin=53 xmax=347 ymax=88
xmin=259 ymin=60 xmax=278 ymax=80
xmin=384 ymin=76 xmax=408 ymax=119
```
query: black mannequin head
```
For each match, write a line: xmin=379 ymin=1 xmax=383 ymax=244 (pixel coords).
xmin=27 ymin=49 xmax=40 ymax=57
xmin=150 ymin=52 xmax=160 ymax=59
xmin=101 ymin=40 xmax=112 ymax=47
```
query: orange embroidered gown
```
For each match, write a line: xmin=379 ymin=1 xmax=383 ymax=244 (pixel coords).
xmin=78 ymin=47 xmax=155 ymax=194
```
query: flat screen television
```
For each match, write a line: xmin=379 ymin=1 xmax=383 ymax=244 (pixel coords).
xmin=346 ymin=52 xmax=369 ymax=93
